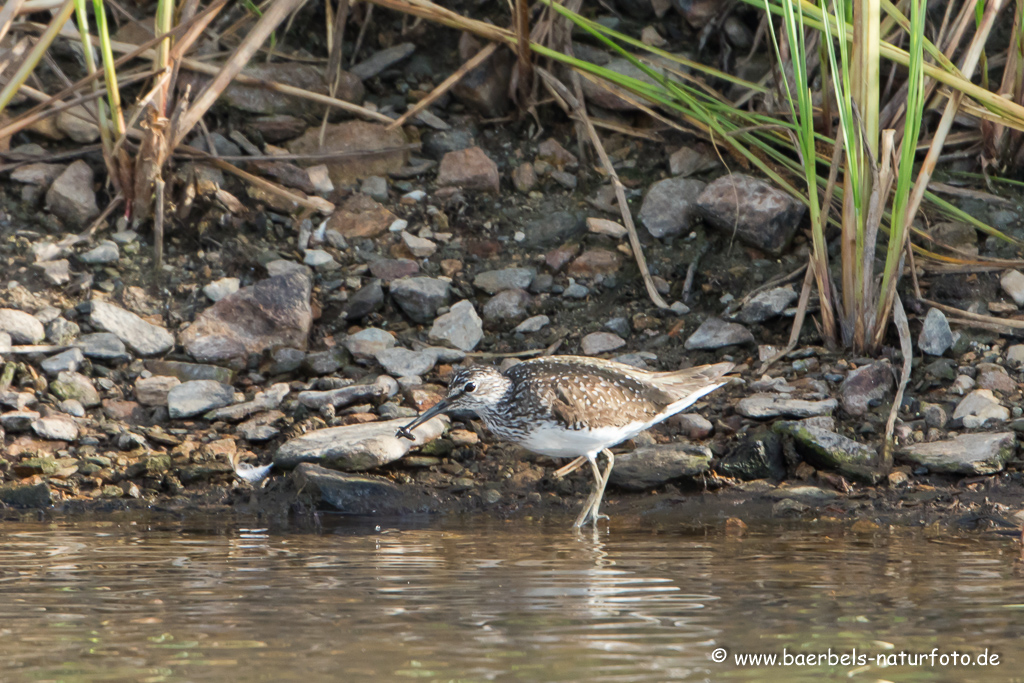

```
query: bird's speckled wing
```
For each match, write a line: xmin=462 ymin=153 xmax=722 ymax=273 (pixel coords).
xmin=504 ymin=357 xmax=677 ymax=430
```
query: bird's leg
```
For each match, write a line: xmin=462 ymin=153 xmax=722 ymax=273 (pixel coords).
xmin=573 ymin=451 xmax=615 ymax=528
xmin=573 ymin=454 xmax=604 ymax=528
xmin=588 ymin=449 xmax=615 ymax=522
xmin=554 ymin=455 xmax=587 ymax=479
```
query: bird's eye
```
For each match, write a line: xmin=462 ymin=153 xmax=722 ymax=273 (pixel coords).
xmin=463 ymin=382 xmax=477 ymax=393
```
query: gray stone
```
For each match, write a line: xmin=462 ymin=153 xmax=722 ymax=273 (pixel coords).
xmin=639 ymin=177 xmax=706 ymax=238
xmin=390 ymin=277 xmax=451 ymax=323
xmin=521 ymin=210 xmax=584 ymax=247
xmin=423 ymin=128 xmax=476 ymax=161
xmin=45 ymin=160 xmax=99 ymax=228
xmin=401 ymin=232 xmax=436 ymax=258
xmin=303 ymin=348 xmax=350 ymax=375
xmin=203 ymin=277 xmax=241 ymax=302
xmin=605 ymin=318 xmax=631 ymax=338
xmin=35 ymin=259 xmax=71 ymax=286
xmin=1000 ymin=270 xmax=1024 ymax=306
xmin=167 ymin=380 xmax=235 ymax=419
xmin=0 ymin=308 xmax=45 ymax=344
xmin=952 ymin=389 xmax=1009 ymax=428
xmin=483 ymin=288 xmax=531 ymax=324
xmin=581 ymin=331 xmax=626 ymax=355
xmin=609 ymin=443 xmax=712 ymax=490
xmin=297 ymin=375 xmax=398 ymax=410
xmin=684 ymin=317 xmax=754 ymax=349
xmin=0 ymin=411 xmax=41 ymax=431
xmin=563 ymin=281 xmax=590 ymax=298
xmin=78 ymin=240 xmax=119 ymax=265
xmin=0 ymin=331 xmax=10 ymax=353
xmin=41 ymin=348 xmax=85 ymax=375
xmin=428 ymin=300 xmax=483 ymax=351
xmin=840 ymin=361 xmax=894 ymax=416
xmin=736 ymin=286 xmax=798 ymax=324
xmin=303 ymin=249 xmax=337 ymax=268
xmin=11 ymin=162 xmax=64 ymax=186
xmin=206 ymin=383 xmax=290 ymax=421
xmin=135 ymin=375 xmax=181 ymax=406
xmin=59 ymin=399 xmax=86 ymax=417
xmin=341 ymin=279 xmax=384 ymax=320
xmin=918 ymin=308 xmax=953 ymax=356
xmin=270 ymin=347 xmax=306 ymax=374
xmin=436 ymin=146 xmax=499 ymax=192
xmin=31 ymin=416 xmax=79 ymax=441
xmin=179 ymin=271 xmax=312 ymax=366
xmin=697 ymin=174 xmax=805 ymax=255
xmin=90 ymin=301 xmax=174 ymax=356
xmin=1007 ymin=344 xmax=1024 ymax=366
xmin=921 ymin=402 xmax=948 ymax=429
xmin=736 ymin=394 xmax=838 ymax=419
xmin=274 ymin=416 xmax=448 ymax=470
xmin=900 ymin=432 xmax=1016 ymax=475
xmin=79 ymin=332 xmax=130 ymax=363
xmin=50 ymin=371 xmax=100 ymax=407
xmin=45 ymin=318 xmax=79 ymax=345
xmin=342 ymin=328 xmax=396 ymax=357
xmin=513 ymin=315 xmax=549 ymax=334
xmin=473 ymin=267 xmax=535 ymax=294
xmin=669 ymin=146 xmax=719 ymax=177
xmin=774 ymin=421 xmax=885 ymax=484
xmin=375 ymin=348 xmax=437 ymax=377
xmin=351 ymin=43 xmax=416 ymax=80
xmin=359 ymin=175 xmax=389 ymax=201
xmin=56 ymin=104 xmax=100 ymax=142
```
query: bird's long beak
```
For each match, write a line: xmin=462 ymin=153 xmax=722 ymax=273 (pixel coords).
xmin=395 ymin=397 xmax=451 ymax=440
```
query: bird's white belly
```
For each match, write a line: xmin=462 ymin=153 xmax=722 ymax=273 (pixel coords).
xmin=515 ymin=423 xmax=646 ymax=459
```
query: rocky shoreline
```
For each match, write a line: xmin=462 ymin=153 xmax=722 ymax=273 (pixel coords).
xmin=3 ymin=8 xmax=1024 ymax=538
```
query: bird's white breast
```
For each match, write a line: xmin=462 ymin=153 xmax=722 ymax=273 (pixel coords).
xmin=515 ymin=422 xmax=648 ymax=459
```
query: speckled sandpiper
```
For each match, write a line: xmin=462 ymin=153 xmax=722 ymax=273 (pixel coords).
xmin=397 ymin=355 xmax=734 ymax=528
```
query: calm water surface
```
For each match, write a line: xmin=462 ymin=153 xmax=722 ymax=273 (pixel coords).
xmin=0 ymin=515 xmax=1021 ymax=682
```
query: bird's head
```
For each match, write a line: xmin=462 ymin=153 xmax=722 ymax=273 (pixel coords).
xmin=396 ymin=365 xmax=508 ymax=439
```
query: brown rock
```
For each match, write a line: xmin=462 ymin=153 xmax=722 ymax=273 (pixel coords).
xmin=102 ymin=399 xmax=148 ymax=424
xmin=218 ymin=63 xmax=363 ymax=116
xmin=440 ymin=259 xmax=463 ymax=277
xmin=976 ymin=363 xmax=1018 ymax=395
xmin=327 ymin=193 xmax=398 ymax=238
xmin=545 ymin=243 xmax=580 ymax=272
xmin=537 ymin=138 xmax=578 ymax=170
xmin=135 ymin=375 xmax=181 ymax=406
xmin=244 ymin=115 xmax=309 ymax=143
xmin=451 ymin=33 xmax=512 ymax=117
xmin=288 ymin=121 xmax=408 ymax=186
xmin=369 ymin=258 xmax=419 ymax=282
xmin=512 ymin=162 xmax=538 ymax=193
xmin=179 ymin=271 xmax=313 ymax=368
xmin=437 ymin=147 xmax=499 ymax=192
xmin=406 ymin=384 xmax=446 ymax=412
xmin=567 ymin=249 xmax=622 ymax=277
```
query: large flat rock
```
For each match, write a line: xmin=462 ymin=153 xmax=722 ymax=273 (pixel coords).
xmin=899 ymin=432 xmax=1016 ymax=475
xmin=274 ymin=416 xmax=448 ymax=470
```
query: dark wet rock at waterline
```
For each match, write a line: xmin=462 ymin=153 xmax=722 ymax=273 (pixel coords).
xmin=180 ymin=271 xmax=313 ymax=367
xmin=899 ymin=432 xmax=1016 ymax=475
xmin=608 ymin=443 xmax=712 ymax=491
xmin=274 ymin=416 xmax=448 ymax=471
xmin=0 ymin=481 xmax=52 ymax=508
xmin=696 ymin=174 xmax=805 ymax=255
xmin=718 ymin=428 xmax=786 ymax=480
xmin=773 ymin=420 xmax=886 ymax=484
xmin=284 ymin=463 xmax=430 ymax=514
